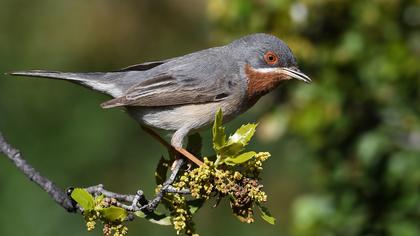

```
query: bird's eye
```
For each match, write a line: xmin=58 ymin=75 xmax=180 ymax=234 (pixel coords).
xmin=263 ymin=51 xmax=278 ymax=65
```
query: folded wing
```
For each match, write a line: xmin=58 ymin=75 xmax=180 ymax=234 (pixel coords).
xmin=101 ymin=52 xmax=239 ymax=108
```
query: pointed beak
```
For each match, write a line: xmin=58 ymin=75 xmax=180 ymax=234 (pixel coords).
xmin=281 ymin=67 xmax=311 ymax=83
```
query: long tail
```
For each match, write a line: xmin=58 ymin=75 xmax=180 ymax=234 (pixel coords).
xmin=8 ymin=70 xmax=126 ymax=97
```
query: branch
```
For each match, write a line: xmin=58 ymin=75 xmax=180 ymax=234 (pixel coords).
xmin=1 ymin=109 xmax=273 ymax=235
xmin=0 ymin=132 xmax=76 ymax=212
xmin=83 ymin=159 xmax=190 ymax=215
xmin=0 ymin=131 xmax=189 ymax=218
xmin=142 ymin=159 xmax=188 ymax=212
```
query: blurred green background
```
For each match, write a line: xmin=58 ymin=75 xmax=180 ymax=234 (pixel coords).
xmin=1 ymin=0 xmax=419 ymax=235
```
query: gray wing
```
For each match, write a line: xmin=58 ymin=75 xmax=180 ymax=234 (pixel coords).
xmin=117 ymin=59 xmax=173 ymax=72
xmin=101 ymin=51 xmax=241 ymax=108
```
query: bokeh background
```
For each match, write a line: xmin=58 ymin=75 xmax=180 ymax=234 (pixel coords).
xmin=0 ymin=0 xmax=419 ymax=235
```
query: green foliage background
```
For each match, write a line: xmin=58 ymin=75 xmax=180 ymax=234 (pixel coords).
xmin=0 ymin=0 xmax=419 ymax=235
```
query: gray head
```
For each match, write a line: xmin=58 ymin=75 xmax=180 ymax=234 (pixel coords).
xmin=228 ymin=33 xmax=310 ymax=83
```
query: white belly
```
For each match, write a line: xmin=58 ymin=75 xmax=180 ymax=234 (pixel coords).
xmin=128 ymin=98 xmax=244 ymax=132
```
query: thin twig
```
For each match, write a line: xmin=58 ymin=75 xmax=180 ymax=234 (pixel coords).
xmin=83 ymin=159 xmax=190 ymax=213
xmin=142 ymin=159 xmax=187 ymax=212
xmin=0 ymin=131 xmax=190 ymax=220
xmin=85 ymin=184 xmax=138 ymax=202
xmin=0 ymin=132 xmax=77 ymax=212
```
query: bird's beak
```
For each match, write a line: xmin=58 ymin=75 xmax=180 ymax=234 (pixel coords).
xmin=280 ymin=67 xmax=311 ymax=83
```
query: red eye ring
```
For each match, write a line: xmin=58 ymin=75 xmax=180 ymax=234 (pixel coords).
xmin=263 ymin=51 xmax=278 ymax=65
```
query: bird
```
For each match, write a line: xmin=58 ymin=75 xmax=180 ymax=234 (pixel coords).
xmin=9 ymin=33 xmax=310 ymax=166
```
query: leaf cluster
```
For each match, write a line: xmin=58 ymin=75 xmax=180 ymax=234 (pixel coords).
xmin=70 ymin=109 xmax=275 ymax=235
xmin=166 ymin=109 xmax=275 ymax=234
xmin=70 ymin=189 xmax=128 ymax=236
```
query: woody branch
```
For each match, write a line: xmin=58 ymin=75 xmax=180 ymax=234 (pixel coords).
xmin=0 ymin=131 xmax=189 ymax=219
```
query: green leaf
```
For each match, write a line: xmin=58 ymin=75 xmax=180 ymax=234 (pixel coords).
xmin=225 ymin=151 xmax=256 ymax=165
xmin=70 ymin=188 xmax=94 ymax=211
xmin=217 ymin=123 xmax=258 ymax=157
xmin=101 ymin=206 xmax=128 ymax=222
xmin=217 ymin=142 xmax=245 ymax=157
xmin=212 ymin=108 xmax=226 ymax=150
xmin=228 ymin=123 xmax=257 ymax=147
xmin=257 ymin=204 xmax=276 ymax=225
xmin=155 ymin=156 xmax=170 ymax=185
xmin=187 ymin=199 xmax=205 ymax=214
xmin=135 ymin=211 xmax=172 ymax=226
xmin=135 ymin=211 xmax=147 ymax=218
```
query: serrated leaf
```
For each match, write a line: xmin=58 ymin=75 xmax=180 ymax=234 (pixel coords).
xmin=217 ymin=123 xmax=257 ymax=158
xmin=227 ymin=123 xmax=257 ymax=147
xmin=225 ymin=151 xmax=256 ymax=165
xmin=187 ymin=199 xmax=205 ymax=214
xmin=70 ymin=188 xmax=94 ymax=211
xmin=212 ymin=108 xmax=226 ymax=150
xmin=257 ymin=204 xmax=276 ymax=225
xmin=217 ymin=142 xmax=245 ymax=157
xmin=155 ymin=156 xmax=170 ymax=185
xmin=135 ymin=211 xmax=172 ymax=226
xmin=101 ymin=206 xmax=127 ymax=222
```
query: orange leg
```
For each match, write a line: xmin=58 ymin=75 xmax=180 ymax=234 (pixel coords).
xmin=141 ymin=125 xmax=172 ymax=150
xmin=174 ymin=147 xmax=203 ymax=166
xmin=140 ymin=125 xmax=203 ymax=166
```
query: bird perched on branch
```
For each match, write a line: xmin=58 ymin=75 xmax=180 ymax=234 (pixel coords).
xmin=9 ymin=33 xmax=310 ymax=166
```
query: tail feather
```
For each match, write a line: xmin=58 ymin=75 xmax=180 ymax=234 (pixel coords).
xmin=10 ymin=70 xmax=86 ymax=80
xmin=9 ymin=70 xmax=125 ymax=97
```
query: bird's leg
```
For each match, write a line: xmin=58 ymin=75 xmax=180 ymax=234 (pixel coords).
xmin=140 ymin=125 xmax=172 ymax=151
xmin=174 ymin=147 xmax=203 ymax=166
xmin=140 ymin=125 xmax=203 ymax=166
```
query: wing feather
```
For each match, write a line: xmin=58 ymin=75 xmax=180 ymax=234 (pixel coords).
xmin=102 ymin=56 xmax=241 ymax=108
xmin=117 ymin=59 xmax=171 ymax=71
xmin=101 ymin=49 xmax=243 ymax=108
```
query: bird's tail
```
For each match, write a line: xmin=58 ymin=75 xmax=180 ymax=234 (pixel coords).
xmin=8 ymin=70 xmax=125 ymax=97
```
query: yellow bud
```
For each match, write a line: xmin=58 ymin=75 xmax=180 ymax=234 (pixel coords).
xmin=233 ymin=171 xmax=243 ymax=180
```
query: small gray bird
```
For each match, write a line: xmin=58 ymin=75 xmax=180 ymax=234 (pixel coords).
xmin=10 ymin=33 xmax=310 ymax=165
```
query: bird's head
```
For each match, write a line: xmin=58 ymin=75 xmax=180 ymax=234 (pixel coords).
xmin=229 ymin=33 xmax=310 ymax=99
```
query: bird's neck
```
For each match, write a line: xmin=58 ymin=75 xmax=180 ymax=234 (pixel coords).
xmin=244 ymin=64 xmax=289 ymax=105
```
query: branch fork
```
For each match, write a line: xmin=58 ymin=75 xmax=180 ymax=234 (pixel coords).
xmin=0 ymin=132 xmax=189 ymax=218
